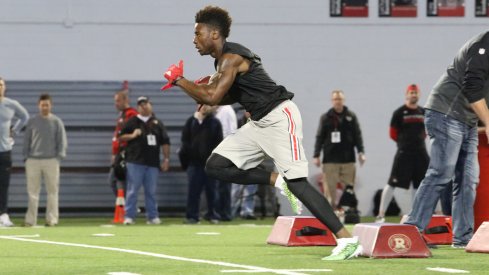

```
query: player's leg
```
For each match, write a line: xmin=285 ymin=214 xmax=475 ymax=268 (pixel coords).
xmin=185 ymin=165 xmax=205 ymax=223
xmin=206 ymin=153 xmax=270 ymax=184
xmin=377 ymin=184 xmax=395 ymax=223
xmin=320 ymin=166 xmax=332 ymax=204
xmin=324 ymin=164 xmax=340 ymax=208
xmin=284 ymin=177 xmax=343 ymax=233
xmin=43 ymin=158 xmax=60 ymax=226
xmin=451 ymin=127 xmax=478 ymax=247
xmin=24 ymin=158 xmax=42 ymax=226
xmin=404 ymin=111 xmax=462 ymax=232
xmin=257 ymin=101 xmax=362 ymax=260
xmin=124 ymin=163 xmax=144 ymax=224
xmin=378 ymin=152 xmax=404 ymax=222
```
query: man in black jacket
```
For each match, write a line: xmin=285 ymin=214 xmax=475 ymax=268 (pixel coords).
xmin=119 ymin=96 xmax=170 ymax=225
xmin=313 ymin=90 xmax=366 ymax=208
xmin=404 ymin=31 xmax=489 ymax=248
xmin=180 ymin=104 xmax=223 ymax=224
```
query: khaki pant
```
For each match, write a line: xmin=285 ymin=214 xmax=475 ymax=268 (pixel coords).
xmin=322 ymin=163 xmax=356 ymax=208
xmin=24 ymin=158 xmax=60 ymax=226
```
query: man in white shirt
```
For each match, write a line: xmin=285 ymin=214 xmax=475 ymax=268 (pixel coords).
xmin=213 ymin=105 xmax=237 ymax=220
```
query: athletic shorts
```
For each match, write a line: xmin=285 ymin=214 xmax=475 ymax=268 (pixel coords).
xmin=388 ymin=150 xmax=429 ymax=189
xmin=212 ymin=100 xmax=308 ymax=180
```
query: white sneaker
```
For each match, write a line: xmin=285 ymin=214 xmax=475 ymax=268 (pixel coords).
xmin=275 ymin=180 xmax=303 ymax=215
xmin=375 ymin=216 xmax=385 ymax=223
xmin=123 ymin=218 xmax=135 ymax=225
xmin=0 ymin=213 xmax=14 ymax=227
xmin=146 ymin=218 xmax=161 ymax=225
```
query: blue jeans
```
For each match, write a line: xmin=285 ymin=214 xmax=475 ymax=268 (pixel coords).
xmin=231 ymin=184 xmax=257 ymax=217
xmin=186 ymin=165 xmax=218 ymax=221
xmin=405 ymin=110 xmax=479 ymax=245
xmin=125 ymin=162 xmax=160 ymax=220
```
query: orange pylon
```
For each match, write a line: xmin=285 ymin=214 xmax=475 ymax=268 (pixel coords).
xmin=113 ymin=189 xmax=125 ymax=224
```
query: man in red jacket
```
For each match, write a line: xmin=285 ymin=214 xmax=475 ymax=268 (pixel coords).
xmin=110 ymin=88 xmax=138 ymax=197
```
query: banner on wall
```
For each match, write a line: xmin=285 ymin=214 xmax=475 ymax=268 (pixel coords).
xmin=476 ymin=0 xmax=489 ymax=16
xmin=379 ymin=0 xmax=417 ymax=17
xmin=427 ymin=0 xmax=465 ymax=16
xmin=331 ymin=0 xmax=369 ymax=17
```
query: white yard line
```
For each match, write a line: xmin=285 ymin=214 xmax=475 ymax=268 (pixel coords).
xmin=0 ymin=234 xmax=40 ymax=238
xmin=426 ymin=267 xmax=470 ymax=273
xmin=196 ymin=232 xmax=221 ymax=235
xmin=92 ymin=233 xmax=115 ymax=237
xmin=0 ymin=236 xmax=321 ymax=275
xmin=221 ymin=269 xmax=332 ymax=273
xmin=107 ymin=272 xmax=141 ymax=275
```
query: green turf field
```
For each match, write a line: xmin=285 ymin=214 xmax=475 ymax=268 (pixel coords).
xmin=1 ymin=216 xmax=488 ymax=275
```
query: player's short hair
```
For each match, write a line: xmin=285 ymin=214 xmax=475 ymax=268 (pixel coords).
xmin=39 ymin=93 xmax=52 ymax=102
xmin=195 ymin=5 xmax=232 ymax=38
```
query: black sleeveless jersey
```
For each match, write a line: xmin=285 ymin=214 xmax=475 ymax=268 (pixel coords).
xmin=214 ymin=42 xmax=294 ymax=121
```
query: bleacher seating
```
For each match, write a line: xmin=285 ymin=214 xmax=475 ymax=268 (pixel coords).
xmin=7 ymin=81 xmax=196 ymax=214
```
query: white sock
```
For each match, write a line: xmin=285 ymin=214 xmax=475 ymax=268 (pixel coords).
xmin=379 ymin=185 xmax=395 ymax=217
xmin=274 ymin=175 xmax=283 ymax=187
xmin=338 ymin=236 xmax=358 ymax=242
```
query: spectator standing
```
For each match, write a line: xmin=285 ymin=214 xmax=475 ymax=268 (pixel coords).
xmin=213 ymin=105 xmax=237 ymax=221
xmin=376 ymin=84 xmax=429 ymax=223
xmin=180 ymin=104 xmax=223 ymax=224
xmin=313 ymin=90 xmax=366 ymax=208
xmin=119 ymin=96 xmax=170 ymax=225
xmin=0 ymin=77 xmax=29 ymax=227
xmin=230 ymin=111 xmax=259 ymax=219
xmin=110 ymin=88 xmax=138 ymax=196
xmin=405 ymin=31 xmax=489 ymax=248
xmin=23 ymin=93 xmax=67 ymax=226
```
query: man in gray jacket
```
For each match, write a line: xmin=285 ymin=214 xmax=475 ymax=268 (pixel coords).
xmin=405 ymin=31 xmax=489 ymax=248
xmin=0 ymin=77 xmax=29 ymax=227
xmin=23 ymin=93 xmax=67 ymax=227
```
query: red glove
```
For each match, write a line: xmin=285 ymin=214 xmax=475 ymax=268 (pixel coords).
xmin=194 ymin=75 xmax=211 ymax=85
xmin=161 ymin=60 xmax=184 ymax=91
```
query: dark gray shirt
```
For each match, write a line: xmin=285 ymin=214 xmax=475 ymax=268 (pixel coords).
xmin=23 ymin=114 xmax=67 ymax=159
xmin=426 ymin=31 xmax=489 ymax=126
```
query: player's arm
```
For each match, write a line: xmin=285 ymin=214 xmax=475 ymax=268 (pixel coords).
xmin=312 ymin=114 xmax=326 ymax=167
xmin=192 ymin=72 xmax=237 ymax=105
xmin=463 ymin=35 xmax=489 ymax=142
xmin=471 ymin=99 xmax=489 ymax=143
xmin=169 ymin=54 xmax=244 ymax=105
xmin=389 ymin=110 xmax=400 ymax=142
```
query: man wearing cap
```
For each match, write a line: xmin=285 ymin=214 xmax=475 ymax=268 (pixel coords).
xmin=376 ymin=84 xmax=429 ymax=223
xmin=312 ymin=90 xmax=366 ymax=209
xmin=119 ymin=96 xmax=170 ymax=225
xmin=404 ymin=31 xmax=489 ymax=248
xmin=0 ymin=77 xmax=29 ymax=227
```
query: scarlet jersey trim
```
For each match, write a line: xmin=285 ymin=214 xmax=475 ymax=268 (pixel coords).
xmin=283 ymin=107 xmax=301 ymax=161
